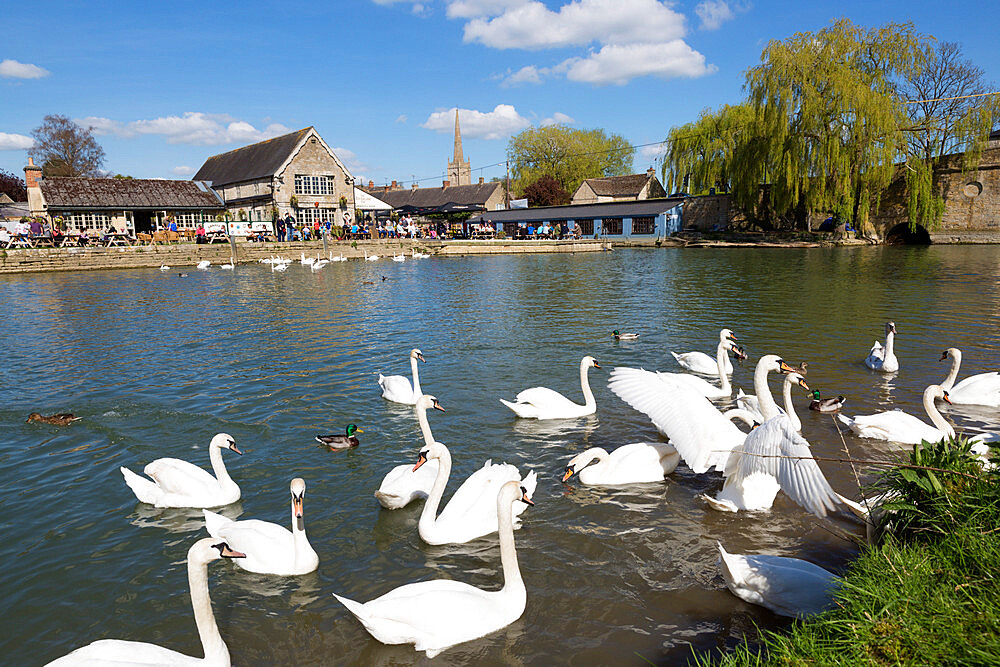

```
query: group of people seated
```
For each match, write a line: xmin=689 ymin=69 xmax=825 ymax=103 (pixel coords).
xmin=512 ymin=221 xmax=578 ymax=240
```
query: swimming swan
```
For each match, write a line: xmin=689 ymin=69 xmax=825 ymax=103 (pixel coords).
xmin=561 ymin=442 xmax=679 ymax=485
xmin=414 ymin=433 xmax=536 ymax=545
xmin=717 ymin=541 xmax=838 ymax=618
xmin=378 ymin=348 xmax=426 ymax=405
xmin=500 ymin=355 xmax=600 ymax=419
xmin=838 ymin=384 xmax=954 ymax=445
xmin=120 ymin=433 xmax=242 ymax=508
xmin=202 ymin=478 xmax=318 ymax=576
xmin=864 ymin=321 xmax=898 ymax=372
xmin=45 ymin=539 xmax=245 ymax=666
xmin=374 ymin=396 xmax=443 ymax=509
xmin=671 ymin=328 xmax=739 ymax=375
xmin=334 ymin=481 xmax=532 ymax=658
xmin=938 ymin=347 xmax=1000 ymax=407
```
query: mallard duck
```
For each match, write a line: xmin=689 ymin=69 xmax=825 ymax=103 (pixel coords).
xmin=26 ymin=412 xmax=81 ymax=426
xmin=612 ymin=330 xmax=639 ymax=340
xmin=316 ymin=424 xmax=361 ymax=448
xmin=809 ymin=390 xmax=845 ymax=412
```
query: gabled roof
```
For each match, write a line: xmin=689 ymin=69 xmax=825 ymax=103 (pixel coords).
xmin=363 ymin=182 xmax=502 ymax=209
xmin=579 ymin=173 xmax=655 ymax=197
xmin=0 ymin=193 xmax=14 ymax=204
xmin=192 ymin=127 xmax=313 ymax=187
xmin=39 ymin=178 xmax=225 ymax=210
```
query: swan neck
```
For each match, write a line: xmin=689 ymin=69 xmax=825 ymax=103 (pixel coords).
xmin=188 ymin=553 xmax=229 ymax=664
xmin=581 ymin=448 xmax=610 ymax=470
xmin=208 ymin=446 xmax=233 ymax=486
xmin=410 ymin=356 xmax=422 ymax=396
xmin=884 ymin=331 xmax=895 ymax=357
xmin=941 ymin=353 xmax=960 ymax=391
xmin=783 ymin=377 xmax=801 ymax=431
xmin=716 ymin=342 xmax=731 ymax=393
xmin=498 ymin=493 xmax=524 ymax=594
xmin=416 ymin=404 xmax=435 ymax=448
xmin=580 ymin=361 xmax=595 ymax=408
xmin=924 ymin=389 xmax=955 ymax=436
xmin=290 ymin=499 xmax=308 ymax=550
xmin=754 ymin=362 xmax=780 ymax=420
xmin=418 ymin=446 xmax=452 ymax=533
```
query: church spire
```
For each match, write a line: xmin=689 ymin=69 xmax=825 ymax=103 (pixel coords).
xmin=453 ymin=109 xmax=464 ymax=164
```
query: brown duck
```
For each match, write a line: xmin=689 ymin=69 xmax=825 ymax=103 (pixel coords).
xmin=27 ymin=412 xmax=81 ymax=426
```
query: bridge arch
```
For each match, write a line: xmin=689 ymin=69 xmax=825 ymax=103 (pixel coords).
xmin=884 ymin=222 xmax=931 ymax=245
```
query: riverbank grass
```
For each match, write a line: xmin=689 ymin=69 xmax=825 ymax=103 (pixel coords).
xmin=707 ymin=437 xmax=1000 ymax=666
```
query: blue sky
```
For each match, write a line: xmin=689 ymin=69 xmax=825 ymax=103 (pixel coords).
xmin=3 ymin=1 xmax=1000 ymax=190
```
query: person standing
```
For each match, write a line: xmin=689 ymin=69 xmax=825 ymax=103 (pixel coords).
xmin=284 ymin=213 xmax=295 ymax=243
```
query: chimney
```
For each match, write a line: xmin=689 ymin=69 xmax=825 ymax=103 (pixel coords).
xmin=391 ymin=180 xmax=397 ymax=189
xmin=368 ymin=180 xmax=374 ymax=188
xmin=442 ymin=180 xmax=450 ymax=188
xmin=411 ymin=183 xmax=419 ymax=190
xmin=646 ymin=167 xmax=655 ymax=177
xmin=24 ymin=156 xmax=42 ymax=189
xmin=478 ymin=177 xmax=484 ymax=185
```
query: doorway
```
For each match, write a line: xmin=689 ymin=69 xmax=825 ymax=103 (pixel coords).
xmin=133 ymin=211 xmax=154 ymax=234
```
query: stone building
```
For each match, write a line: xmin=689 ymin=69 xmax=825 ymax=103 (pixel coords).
xmin=193 ymin=127 xmax=355 ymax=225
xmin=446 ymin=110 xmax=471 ymax=186
xmin=23 ymin=158 xmax=225 ymax=234
xmin=570 ymin=169 xmax=667 ymax=205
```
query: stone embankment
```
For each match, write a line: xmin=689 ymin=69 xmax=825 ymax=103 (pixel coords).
xmin=0 ymin=238 xmax=607 ymax=274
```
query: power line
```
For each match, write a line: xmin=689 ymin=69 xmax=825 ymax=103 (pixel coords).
xmin=904 ymin=91 xmax=1000 ymax=104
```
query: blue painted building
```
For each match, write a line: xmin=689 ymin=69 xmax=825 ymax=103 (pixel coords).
xmin=469 ymin=198 xmax=686 ymax=241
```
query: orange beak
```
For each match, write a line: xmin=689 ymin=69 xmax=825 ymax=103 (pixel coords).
xmin=593 ymin=361 xmax=601 ymax=369
xmin=229 ymin=443 xmax=243 ymax=455
xmin=434 ymin=401 xmax=445 ymax=412
xmin=943 ymin=392 xmax=953 ymax=404
xmin=798 ymin=379 xmax=810 ymax=391
xmin=561 ymin=467 xmax=575 ymax=482
xmin=778 ymin=361 xmax=797 ymax=374
xmin=521 ymin=491 xmax=535 ymax=506
xmin=413 ymin=452 xmax=427 ymax=472
xmin=293 ymin=496 xmax=304 ymax=519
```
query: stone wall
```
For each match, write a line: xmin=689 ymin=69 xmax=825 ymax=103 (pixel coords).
xmin=276 ymin=135 xmax=354 ymax=221
xmin=681 ymin=194 xmax=732 ymax=231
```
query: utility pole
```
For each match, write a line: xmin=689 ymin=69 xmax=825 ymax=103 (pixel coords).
xmin=505 ymin=160 xmax=510 ymax=209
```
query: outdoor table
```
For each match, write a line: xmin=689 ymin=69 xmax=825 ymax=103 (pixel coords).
xmin=105 ymin=233 xmax=133 ymax=247
xmin=206 ymin=231 xmax=228 ymax=243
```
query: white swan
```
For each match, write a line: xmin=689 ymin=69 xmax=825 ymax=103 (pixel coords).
xmin=737 ymin=372 xmax=810 ymax=431
xmin=45 ymin=539 xmax=245 ymax=666
xmin=414 ymin=429 xmax=536 ymax=545
xmin=364 ymin=249 xmax=379 ymax=261
xmin=334 ymin=480 xmax=532 ymax=658
xmin=671 ymin=328 xmax=739 ymax=375
xmin=159 ymin=265 xmax=170 ymax=271
xmin=607 ymin=355 xmax=797 ymax=475
xmin=717 ymin=542 xmax=838 ymax=618
xmin=202 ymin=478 xmax=318 ymax=576
xmin=120 ymin=433 xmax=242 ymax=508
xmin=561 ymin=442 xmax=679 ymax=485
xmin=864 ymin=321 xmax=898 ymax=372
xmin=220 ymin=262 xmax=234 ymax=270
xmin=197 ymin=260 xmax=211 ymax=270
xmin=838 ymin=384 xmax=954 ymax=445
xmin=330 ymin=252 xmax=347 ymax=262
xmin=272 ymin=261 xmax=287 ymax=272
xmin=500 ymin=355 xmax=600 ymax=419
xmin=300 ymin=252 xmax=315 ymax=266
xmin=658 ymin=337 xmax=743 ymax=399
xmin=938 ymin=347 xmax=1000 ymax=407
xmin=374 ymin=395 xmax=444 ymax=509
xmin=392 ymin=252 xmax=405 ymax=262
xmin=411 ymin=248 xmax=430 ymax=259
xmin=378 ymin=348 xmax=425 ymax=405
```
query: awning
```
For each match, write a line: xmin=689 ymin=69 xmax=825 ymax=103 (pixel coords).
xmin=354 ymin=187 xmax=393 ymax=211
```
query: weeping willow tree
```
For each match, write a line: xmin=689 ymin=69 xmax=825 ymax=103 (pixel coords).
xmin=663 ymin=19 xmax=997 ymax=232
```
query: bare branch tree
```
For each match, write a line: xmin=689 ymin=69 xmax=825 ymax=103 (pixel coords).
xmin=29 ymin=114 xmax=106 ymax=177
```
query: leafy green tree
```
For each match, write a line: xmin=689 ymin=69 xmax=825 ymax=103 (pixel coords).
xmin=29 ymin=114 xmax=106 ymax=177
xmin=507 ymin=124 xmax=633 ymax=197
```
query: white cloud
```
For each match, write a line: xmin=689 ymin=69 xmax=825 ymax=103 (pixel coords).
xmin=501 ymin=65 xmax=544 ymax=86
xmin=395 ymin=114 xmax=408 ymax=124
xmin=639 ymin=141 xmax=668 ymax=161
xmin=446 ymin=0 xmax=530 ymax=19
xmin=332 ymin=147 xmax=372 ymax=175
xmin=0 ymin=59 xmax=49 ymax=79
xmin=0 ymin=132 xmax=33 ymax=150
xmin=563 ymin=41 xmax=715 ymax=85
xmin=463 ymin=0 xmax=685 ymax=50
xmin=540 ymin=112 xmax=574 ymax=126
xmin=172 ymin=165 xmax=194 ymax=175
xmin=422 ymin=105 xmax=530 ymax=140
xmin=695 ymin=0 xmax=735 ymax=30
xmin=77 ymin=113 xmax=292 ymax=146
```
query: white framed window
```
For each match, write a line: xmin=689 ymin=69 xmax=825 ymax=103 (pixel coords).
xmin=64 ymin=211 xmax=111 ymax=231
xmin=294 ymin=174 xmax=335 ymax=196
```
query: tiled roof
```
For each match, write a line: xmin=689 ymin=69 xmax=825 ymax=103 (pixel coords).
xmin=470 ymin=197 xmax=683 ymax=223
xmin=40 ymin=178 xmax=225 ymax=209
xmin=192 ymin=127 xmax=312 ymax=187
xmin=582 ymin=173 xmax=653 ymax=197
xmin=362 ymin=182 xmax=502 ymax=209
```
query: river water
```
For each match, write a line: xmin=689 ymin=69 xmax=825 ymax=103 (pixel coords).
xmin=4 ymin=245 xmax=999 ymax=665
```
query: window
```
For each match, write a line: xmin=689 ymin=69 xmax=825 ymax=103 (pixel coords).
xmin=631 ymin=216 xmax=655 ymax=234
xmin=294 ymin=174 xmax=335 ymax=196
xmin=575 ymin=219 xmax=594 ymax=235
xmin=295 ymin=208 xmax=339 ymax=224
xmin=602 ymin=217 xmax=623 ymax=235
xmin=64 ymin=211 xmax=111 ymax=231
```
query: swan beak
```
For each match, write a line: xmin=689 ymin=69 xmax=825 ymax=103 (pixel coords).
xmin=228 ymin=443 xmax=243 ymax=455
xmin=214 ymin=542 xmax=246 ymax=559
xmin=939 ymin=351 xmax=948 ymax=361
xmin=521 ymin=490 xmax=535 ymax=506
xmin=417 ymin=353 xmax=426 ymax=363
xmin=798 ymin=379 xmax=810 ymax=391
xmin=728 ymin=333 xmax=738 ymax=341
xmin=561 ymin=467 xmax=575 ymax=482
xmin=593 ymin=361 xmax=601 ymax=369
xmin=293 ymin=495 xmax=304 ymax=519
xmin=433 ymin=400 xmax=446 ymax=412
xmin=413 ymin=452 xmax=428 ymax=471
xmin=943 ymin=392 xmax=952 ymax=404
xmin=778 ymin=360 xmax=797 ymax=374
